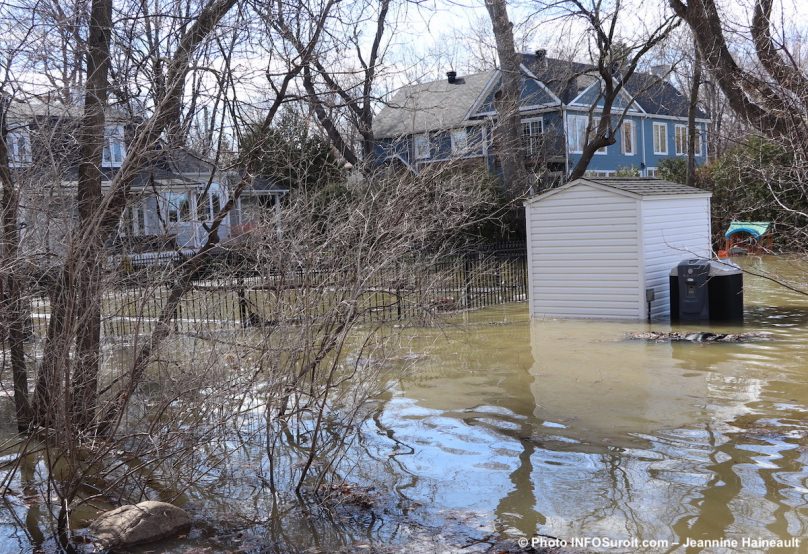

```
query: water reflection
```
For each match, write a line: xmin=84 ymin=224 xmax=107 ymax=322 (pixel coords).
xmin=379 ymin=257 xmax=807 ymax=551
xmin=1 ymin=257 xmax=806 ymax=552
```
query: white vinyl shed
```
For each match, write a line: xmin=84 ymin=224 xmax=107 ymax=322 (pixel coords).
xmin=525 ymin=177 xmax=712 ymax=320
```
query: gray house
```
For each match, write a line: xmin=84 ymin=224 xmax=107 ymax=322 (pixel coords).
xmin=3 ymin=98 xmax=286 ymax=263
xmin=373 ymin=52 xmax=709 ymax=183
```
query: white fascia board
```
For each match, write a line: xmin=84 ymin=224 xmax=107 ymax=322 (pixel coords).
xmin=463 ymin=71 xmax=501 ymax=121
xmin=519 ymin=63 xmax=563 ymax=104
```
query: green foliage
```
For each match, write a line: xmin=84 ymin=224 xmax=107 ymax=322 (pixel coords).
xmin=658 ymin=158 xmax=687 ymax=184
xmin=239 ymin=109 xmax=344 ymax=191
xmin=702 ymin=136 xmax=806 ymax=249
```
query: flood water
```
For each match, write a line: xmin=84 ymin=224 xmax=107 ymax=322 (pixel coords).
xmin=1 ymin=256 xmax=806 ymax=552
xmin=355 ymin=255 xmax=807 ymax=552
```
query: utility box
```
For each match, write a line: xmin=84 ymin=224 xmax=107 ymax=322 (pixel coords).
xmin=670 ymin=259 xmax=743 ymax=323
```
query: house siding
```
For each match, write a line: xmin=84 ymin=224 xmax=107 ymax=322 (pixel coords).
xmin=640 ymin=196 xmax=712 ymax=319
xmin=373 ymin=75 xmax=709 ymax=179
xmin=566 ymin=114 xmax=708 ymax=176
xmin=526 ymin=184 xmax=642 ymax=319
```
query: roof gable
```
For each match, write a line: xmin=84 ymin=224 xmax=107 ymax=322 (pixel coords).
xmin=521 ymin=53 xmax=707 ymax=118
xmin=569 ymin=78 xmax=644 ymax=112
xmin=471 ymin=73 xmax=560 ymax=116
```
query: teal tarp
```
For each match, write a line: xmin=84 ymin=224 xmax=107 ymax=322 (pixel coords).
xmin=725 ymin=221 xmax=770 ymax=239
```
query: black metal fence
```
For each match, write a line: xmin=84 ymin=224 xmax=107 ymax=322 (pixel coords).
xmin=27 ymin=243 xmax=528 ymax=339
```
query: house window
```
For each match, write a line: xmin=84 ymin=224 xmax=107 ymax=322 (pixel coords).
xmin=450 ymin=128 xmax=468 ymax=155
xmin=584 ymin=170 xmax=616 ymax=177
xmin=103 ymin=124 xmax=126 ymax=167
xmin=646 ymin=167 xmax=659 ymax=178
xmin=567 ymin=114 xmax=587 ymax=154
xmin=414 ymin=133 xmax=430 ymax=159
xmin=125 ymin=202 xmax=146 ymax=235
xmin=521 ymin=119 xmax=543 ymax=156
xmin=621 ymin=120 xmax=635 ymax=156
xmin=652 ymin=122 xmax=668 ymax=155
xmin=165 ymin=192 xmax=190 ymax=223
xmin=695 ymin=127 xmax=704 ymax=157
xmin=568 ymin=114 xmax=606 ymax=155
xmin=211 ymin=193 xmax=222 ymax=216
xmin=6 ymin=129 xmax=31 ymax=166
xmin=675 ymin=125 xmax=688 ymax=156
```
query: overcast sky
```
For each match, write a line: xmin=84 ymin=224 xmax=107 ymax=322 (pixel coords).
xmin=385 ymin=0 xmax=808 ymax=83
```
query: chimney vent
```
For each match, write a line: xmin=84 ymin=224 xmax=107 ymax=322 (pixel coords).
xmin=446 ymin=70 xmax=457 ymax=84
xmin=534 ymin=49 xmax=548 ymax=69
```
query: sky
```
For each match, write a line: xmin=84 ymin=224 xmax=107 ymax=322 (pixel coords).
xmin=383 ymin=0 xmax=808 ymax=85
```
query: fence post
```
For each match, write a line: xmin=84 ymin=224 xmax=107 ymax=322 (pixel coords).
xmin=497 ymin=261 xmax=504 ymax=302
xmin=464 ymin=255 xmax=473 ymax=308
xmin=238 ymin=279 xmax=248 ymax=329
xmin=173 ymin=285 xmax=181 ymax=333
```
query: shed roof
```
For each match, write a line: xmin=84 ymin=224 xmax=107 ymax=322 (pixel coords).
xmin=525 ymin=177 xmax=711 ymax=204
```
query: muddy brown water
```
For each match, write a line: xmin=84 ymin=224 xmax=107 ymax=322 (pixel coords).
xmin=1 ymin=256 xmax=806 ymax=552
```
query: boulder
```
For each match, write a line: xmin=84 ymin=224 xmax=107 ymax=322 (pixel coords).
xmin=89 ymin=500 xmax=191 ymax=549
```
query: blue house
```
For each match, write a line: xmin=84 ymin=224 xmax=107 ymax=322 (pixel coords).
xmin=373 ymin=52 xmax=709 ymax=183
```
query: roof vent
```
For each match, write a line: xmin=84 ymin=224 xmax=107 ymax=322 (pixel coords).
xmin=446 ymin=70 xmax=458 ymax=84
xmin=535 ymin=49 xmax=548 ymax=69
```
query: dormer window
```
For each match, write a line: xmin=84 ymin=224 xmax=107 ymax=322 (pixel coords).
xmin=103 ymin=124 xmax=125 ymax=167
xmin=6 ymin=129 xmax=31 ymax=166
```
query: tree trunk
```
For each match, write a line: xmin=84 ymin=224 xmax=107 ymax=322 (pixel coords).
xmin=484 ymin=0 xmax=527 ymax=197
xmin=71 ymin=0 xmax=112 ymax=431
xmin=0 ymin=104 xmax=33 ymax=432
xmin=687 ymin=39 xmax=702 ymax=187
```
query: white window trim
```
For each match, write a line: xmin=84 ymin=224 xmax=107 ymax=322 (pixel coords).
xmin=584 ymin=169 xmax=616 ymax=177
xmin=450 ymin=128 xmax=468 ymax=155
xmin=570 ymin=114 xmax=608 ymax=155
xmin=521 ymin=117 xmax=544 ymax=156
xmin=102 ymin=124 xmax=126 ymax=167
xmin=567 ymin=114 xmax=587 ymax=154
xmin=6 ymin=129 xmax=31 ymax=167
xmin=621 ymin=120 xmax=636 ymax=156
xmin=414 ymin=133 xmax=430 ymax=160
xmin=674 ymin=124 xmax=688 ymax=156
xmin=646 ymin=167 xmax=659 ymax=178
xmin=652 ymin=122 xmax=668 ymax=155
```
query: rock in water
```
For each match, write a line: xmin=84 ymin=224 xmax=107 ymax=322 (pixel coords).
xmin=90 ymin=501 xmax=190 ymax=549
xmin=626 ymin=331 xmax=764 ymax=343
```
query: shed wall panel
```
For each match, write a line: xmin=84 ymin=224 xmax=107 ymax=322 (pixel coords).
xmin=527 ymin=184 xmax=642 ymax=319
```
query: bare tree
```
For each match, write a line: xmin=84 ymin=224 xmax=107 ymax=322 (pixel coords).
xmin=484 ymin=0 xmax=528 ymax=196
xmin=270 ymin=0 xmax=395 ymax=166
xmin=686 ymin=36 xmax=701 ymax=186
xmin=670 ymin=0 xmax=808 ymax=238
xmin=537 ymin=0 xmax=679 ymax=180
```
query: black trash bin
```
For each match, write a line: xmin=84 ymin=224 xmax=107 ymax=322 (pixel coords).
xmin=670 ymin=259 xmax=743 ymax=323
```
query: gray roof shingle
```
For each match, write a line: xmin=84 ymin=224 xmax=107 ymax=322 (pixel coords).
xmin=374 ymin=71 xmax=495 ymax=138
xmin=580 ymin=177 xmax=710 ymax=196
xmin=373 ymin=56 xmax=707 ymax=139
